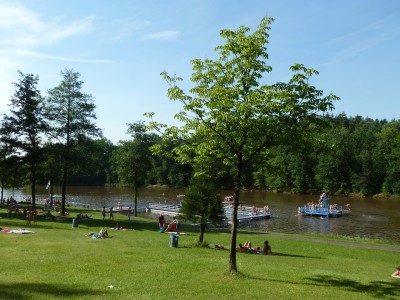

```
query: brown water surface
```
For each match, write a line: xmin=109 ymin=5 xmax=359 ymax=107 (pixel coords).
xmin=4 ymin=186 xmax=400 ymax=243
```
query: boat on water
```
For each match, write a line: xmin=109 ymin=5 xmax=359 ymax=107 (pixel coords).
xmin=297 ymin=193 xmax=350 ymax=218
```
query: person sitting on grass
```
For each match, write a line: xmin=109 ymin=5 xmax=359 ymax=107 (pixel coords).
xmin=392 ymin=266 xmax=400 ymax=278
xmin=99 ymin=228 xmax=110 ymax=238
xmin=164 ymin=217 xmax=177 ymax=233
xmin=262 ymin=240 xmax=273 ymax=255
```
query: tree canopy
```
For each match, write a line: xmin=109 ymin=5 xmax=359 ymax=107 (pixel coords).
xmin=149 ymin=17 xmax=338 ymax=274
xmin=45 ymin=69 xmax=101 ymax=215
xmin=180 ymin=176 xmax=224 ymax=243
xmin=0 ymin=71 xmax=48 ymax=207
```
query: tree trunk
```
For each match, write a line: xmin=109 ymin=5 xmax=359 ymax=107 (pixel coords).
xmin=134 ymin=185 xmax=138 ymax=217
xmin=31 ymin=163 xmax=36 ymax=208
xmin=199 ymin=223 xmax=206 ymax=242
xmin=228 ymin=163 xmax=242 ymax=274
xmin=61 ymin=103 xmax=72 ymax=216
xmin=61 ymin=159 xmax=68 ymax=215
xmin=135 ymin=173 xmax=139 ymax=217
xmin=61 ymin=130 xmax=70 ymax=215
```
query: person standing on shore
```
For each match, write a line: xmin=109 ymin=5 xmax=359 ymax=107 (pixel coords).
xmin=109 ymin=207 xmax=114 ymax=220
xmin=158 ymin=214 xmax=165 ymax=230
xmin=127 ymin=207 xmax=133 ymax=221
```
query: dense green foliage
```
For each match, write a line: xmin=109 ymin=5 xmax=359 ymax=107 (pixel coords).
xmin=0 ymin=71 xmax=48 ymax=207
xmin=111 ymin=121 xmax=158 ymax=215
xmin=45 ymin=69 xmax=101 ymax=214
xmin=0 ymin=81 xmax=399 ymax=198
xmin=1 ymin=206 xmax=399 ymax=299
xmin=149 ymin=16 xmax=339 ymax=273
xmin=180 ymin=176 xmax=224 ymax=242
xmin=258 ymin=114 xmax=400 ymax=196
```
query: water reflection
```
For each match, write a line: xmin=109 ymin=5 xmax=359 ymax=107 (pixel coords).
xmin=3 ymin=186 xmax=400 ymax=243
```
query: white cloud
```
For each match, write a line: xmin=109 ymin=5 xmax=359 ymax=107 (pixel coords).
xmin=16 ymin=50 xmax=115 ymax=64
xmin=142 ymin=30 xmax=179 ymax=40
xmin=327 ymin=13 xmax=398 ymax=45
xmin=0 ymin=3 xmax=43 ymax=31
xmin=0 ymin=3 xmax=95 ymax=46
xmin=0 ymin=2 xmax=100 ymax=113
xmin=318 ymin=13 xmax=400 ymax=69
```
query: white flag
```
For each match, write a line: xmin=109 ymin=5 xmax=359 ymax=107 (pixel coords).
xmin=46 ymin=180 xmax=50 ymax=189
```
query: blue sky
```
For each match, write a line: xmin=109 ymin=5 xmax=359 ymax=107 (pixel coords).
xmin=0 ymin=0 xmax=399 ymax=144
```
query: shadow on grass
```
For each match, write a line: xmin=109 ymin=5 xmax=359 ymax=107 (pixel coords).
xmin=235 ymin=252 xmax=322 ymax=259
xmin=235 ymin=273 xmax=399 ymax=299
xmin=272 ymin=252 xmax=322 ymax=259
xmin=305 ymin=275 xmax=400 ymax=298
xmin=0 ymin=282 xmax=105 ymax=300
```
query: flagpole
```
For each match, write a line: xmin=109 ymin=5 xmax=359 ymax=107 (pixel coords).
xmin=46 ymin=180 xmax=52 ymax=207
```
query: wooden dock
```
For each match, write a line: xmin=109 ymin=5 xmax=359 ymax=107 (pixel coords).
xmin=147 ymin=203 xmax=271 ymax=223
xmin=298 ymin=194 xmax=345 ymax=218
xmin=147 ymin=204 xmax=180 ymax=216
xmin=298 ymin=205 xmax=343 ymax=217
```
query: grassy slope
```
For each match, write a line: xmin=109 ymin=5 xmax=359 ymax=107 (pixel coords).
xmin=0 ymin=206 xmax=399 ymax=300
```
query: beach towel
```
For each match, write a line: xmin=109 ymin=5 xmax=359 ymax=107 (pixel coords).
xmin=2 ymin=228 xmax=35 ymax=234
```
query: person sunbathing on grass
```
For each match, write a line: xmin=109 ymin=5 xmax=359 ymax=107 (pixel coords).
xmin=238 ymin=243 xmax=252 ymax=253
xmin=99 ymin=228 xmax=110 ymax=238
xmin=392 ymin=266 xmax=400 ymax=278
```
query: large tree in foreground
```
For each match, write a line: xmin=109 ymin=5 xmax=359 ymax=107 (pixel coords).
xmin=46 ymin=69 xmax=101 ymax=215
xmin=149 ymin=17 xmax=338 ymax=274
xmin=1 ymin=71 xmax=48 ymax=207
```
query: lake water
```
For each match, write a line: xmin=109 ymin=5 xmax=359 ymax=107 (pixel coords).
xmin=3 ymin=186 xmax=400 ymax=243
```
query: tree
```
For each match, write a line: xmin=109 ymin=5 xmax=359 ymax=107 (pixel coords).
xmin=67 ymin=138 xmax=115 ymax=186
xmin=180 ymin=176 xmax=224 ymax=243
xmin=314 ymin=126 xmax=354 ymax=195
xmin=46 ymin=69 xmax=101 ymax=215
xmin=0 ymin=71 xmax=48 ymax=207
xmin=377 ymin=121 xmax=400 ymax=195
xmin=349 ymin=118 xmax=383 ymax=196
xmin=149 ymin=17 xmax=338 ymax=274
xmin=111 ymin=121 xmax=155 ymax=216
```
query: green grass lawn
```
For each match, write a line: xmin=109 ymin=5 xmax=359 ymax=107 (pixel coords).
xmin=0 ymin=205 xmax=399 ymax=300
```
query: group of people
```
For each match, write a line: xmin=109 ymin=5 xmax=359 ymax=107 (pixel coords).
xmin=101 ymin=206 xmax=114 ymax=220
xmin=237 ymin=240 xmax=273 ymax=255
xmin=25 ymin=208 xmax=38 ymax=225
xmin=158 ymin=214 xmax=179 ymax=233
xmin=101 ymin=206 xmax=134 ymax=221
xmin=77 ymin=213 xmax=92 ymax=220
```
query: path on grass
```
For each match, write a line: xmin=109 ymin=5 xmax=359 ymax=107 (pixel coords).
xmin=264 ymin=233 xmax=400 ymax=252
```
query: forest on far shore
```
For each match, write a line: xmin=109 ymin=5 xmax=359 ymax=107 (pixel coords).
xmin=3 ymin=112 xmax=399 ymax=198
